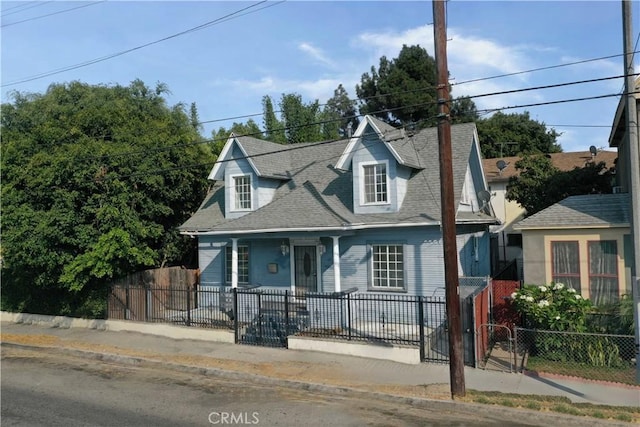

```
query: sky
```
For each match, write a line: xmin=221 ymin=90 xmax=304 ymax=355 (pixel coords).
xmin=2 ymin=1 xmax=638 ymax=154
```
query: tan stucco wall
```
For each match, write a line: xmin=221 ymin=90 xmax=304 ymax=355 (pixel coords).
xmin=521 ymin=227 xmax=631 ymax=298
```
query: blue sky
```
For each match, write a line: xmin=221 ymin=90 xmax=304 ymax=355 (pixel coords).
xmin=2 ymin=1 xmax=638 ymax=154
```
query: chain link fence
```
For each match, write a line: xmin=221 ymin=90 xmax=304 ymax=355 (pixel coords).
xmin=514 ymin=327 xmax=636 ymax=385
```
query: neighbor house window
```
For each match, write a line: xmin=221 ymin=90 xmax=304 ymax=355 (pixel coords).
xmin=225 ymin=245 xmax=249 ymax=285
xmin=233 ymin=175 xmax=251 ymax=210
xmin=588 ymin=240 xmax=618 ymax=306
xmin=551 ymin=241 xmax=581 ymax=293
xmin=371 ymin=244 xmax=404 ymax=290
xmin=363 ymin=163 xmax=388 ymax=204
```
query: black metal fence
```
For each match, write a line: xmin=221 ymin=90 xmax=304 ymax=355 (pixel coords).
xmin=108 ymin=285 xmax=450 ymax=363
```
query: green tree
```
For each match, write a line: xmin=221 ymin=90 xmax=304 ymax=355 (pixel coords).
xmin=280 ymin=93 xmax=322 ymax=144
xmin=506 ymin=155 xmax=614 ymax=216
xmin=356 ymin=44 xmax=438 ymax=127
xmin=211 ymin=119 xmax=262 ymax=155
xmin=450 ymin=96 xmax=478 ymax=124
xmin=1 ymin=80 xmax=213 ymax=317
xmin=324 ymin=84 xmax=359 ymax=138
xmin=262 ymin=95 xmax=286 ymax=143
xmin=476 ymin=111 xmax=562 ymax=158
xmin=356 ymin=44 xmax=478 ymax=129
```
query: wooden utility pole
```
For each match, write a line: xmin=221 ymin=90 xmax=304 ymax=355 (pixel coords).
xmin=621 ymin=0 xmax=640 ymax=384
xmin=432 ymin=0 xmax=466 ymax=398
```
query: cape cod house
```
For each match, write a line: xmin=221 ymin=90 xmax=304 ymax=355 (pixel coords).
xmin=179 ymin=115 xmax=498 ymax=297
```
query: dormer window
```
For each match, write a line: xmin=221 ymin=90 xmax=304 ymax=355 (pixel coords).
xmin=233 ymin=175 xmax=252 ymax=210
xmin=363 ymin=162 xmax=388 ymax=204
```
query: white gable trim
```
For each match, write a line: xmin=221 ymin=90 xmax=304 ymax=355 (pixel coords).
xmin=335 ymin=115 xmax=385 ymax=171
xmin=208 ymin=133 xmax=261 ymax=180
xmin=335 ymin=115 xmax=413 ymax=171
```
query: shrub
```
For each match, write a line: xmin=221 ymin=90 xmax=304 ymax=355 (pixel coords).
xmin=511 ymin=283 xmax=592 ymax=332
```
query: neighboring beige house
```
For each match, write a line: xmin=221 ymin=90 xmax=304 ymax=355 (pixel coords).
xmin=513 ymin=77 xmax=638 ymax=305
xmin=483 ymin=150 xmax=617 ymax=278
xmin=513 ymin=193 xmax=632 ymax=306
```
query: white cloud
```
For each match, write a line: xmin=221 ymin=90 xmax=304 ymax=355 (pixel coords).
xmin=298 ymin=42 xmax=336 ymax=68
xmin=219 ymin=75 xmax=347 ymax=103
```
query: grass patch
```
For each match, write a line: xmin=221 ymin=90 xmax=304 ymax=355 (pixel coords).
xmin=463 ymin=390 xmax=640 ymax=423
xmin=526 ymin=356 xmax=635 ymax=385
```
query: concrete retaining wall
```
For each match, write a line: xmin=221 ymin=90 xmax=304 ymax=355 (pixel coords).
xmin=0 ymin=311 xmax=235 ymax=343
xmin=288 ymin=336 xmax=421 ymax=365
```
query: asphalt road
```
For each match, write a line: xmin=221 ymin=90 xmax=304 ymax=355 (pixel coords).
xmin=1 ymin=347 xmax=543 ymax=427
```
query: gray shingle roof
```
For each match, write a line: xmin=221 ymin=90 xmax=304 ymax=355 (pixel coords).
xmin=180 ymin=120 xmax=495 ymax=233
xmin=235 ymin=135 xmax=291 ymax=179
xmin=514 ymin=193 xmax=631 ymax=230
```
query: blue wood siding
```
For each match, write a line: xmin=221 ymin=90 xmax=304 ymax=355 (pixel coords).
xmin=247 ymin=239 xmax=290 ymax=288
xmin=352 ymin=128 xmax=405 ymax=214
xmin=198 ymin=227 xmax=491 ymax=297
xmin=338 ymin=228 xmax=446 ymax=296
xmin=224 ymin=147 xmax=256 ymax=219
xmin=198 ymin=236 xmax=226 ymax=286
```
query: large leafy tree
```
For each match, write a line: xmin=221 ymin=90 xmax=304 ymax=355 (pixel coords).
xmin=1 ymin=80 xmax=213 ymax=317
xmin=476 ymin=111 xmax=562 ymax=158
xmin=262 ymin=93 xmax=340 ymax=144
xmin=356 ymin=44 xmax=478 ymax=129
xmin=324 ymin=84 xmax=359 ymax=138
xmin=211 ymin=119 xmax=262 ymax=155
xmin=506 ymin=155 xmax=614 ymax=216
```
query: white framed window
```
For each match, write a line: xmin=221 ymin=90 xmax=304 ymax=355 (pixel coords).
xmin=371 ymin=244 xmax=404 ymax=290
xmin=233 ymin=175 xmax=252 ymax=211
xmin=362 ymin=162 xmax=388 ymax=204
xmin=225 ymin=245 xmax=249 ymax=285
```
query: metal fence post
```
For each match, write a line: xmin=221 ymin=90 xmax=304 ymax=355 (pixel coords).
xmin=233 ymin=288 xmax=239 ymax=343
xmin=257 ymin=292 xmax=263 ymax=344
xmin=186 ymin=285 xmax=191 ymax=327
xmin=513 ymin=326 xmax=519 ymax=372
xmin=418 ymin=296 xmax=425 ymax=362
xmin=284 ymin=290 xmax=291 ymax=338
xmin=347 ymin=292 xmax=352 ymax=341
xmin=125 ymin=285 xmax=130 ymax=320
xmin=144 ymin=287 xmax=149 ymax=322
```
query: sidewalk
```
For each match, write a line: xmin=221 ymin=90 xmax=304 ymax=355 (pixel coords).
xmin=1 ymin=319 xmax=638 ymax=410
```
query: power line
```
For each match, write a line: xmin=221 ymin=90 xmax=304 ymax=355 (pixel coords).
xmin=70 ymin=75 xmax=639 ymax=164
xmin=1 ymin=1 xmax=106 ymax=28
xmin=1 ymin=1 xmax=284 ymax=87
xmin=1 ymin=1 xmax=52 ymax=17
xmin=195 ymin=51 xmax=639 ymax=128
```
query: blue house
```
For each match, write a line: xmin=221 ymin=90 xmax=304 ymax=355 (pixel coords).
xmin=179 ymin=115 xmax=497 ymax=297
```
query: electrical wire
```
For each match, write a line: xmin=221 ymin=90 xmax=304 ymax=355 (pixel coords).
xmin=67 ymin=85 xmax=640 ymax=182
xmin=1 ymin=1 xmax=52 ymax=17
xmin=1 ymin=1 xmax=284 ymax=87
xmin=195 ymin=50 xmax=639 ymax=127
xmin=68 ymin=72 xmax=638 ymax=164
xmin=1 ymin=1 xmax=106 ymax=28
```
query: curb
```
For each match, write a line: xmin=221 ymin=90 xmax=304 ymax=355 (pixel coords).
xmin=1 ymin=341 xmax=631 ymax=427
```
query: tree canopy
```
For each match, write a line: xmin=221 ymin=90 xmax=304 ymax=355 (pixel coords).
xmin=1 ymin=80 xmax=213 ymax=316
xmin=476 ymin=111 xmax=562 ymax=158
xmin=261 ymin=93 xmax=342 ymax=144
xmin=356 ymin=44 xmax=478 ymax=129
xmin=506 ymin=155 xmax=614 ymax=216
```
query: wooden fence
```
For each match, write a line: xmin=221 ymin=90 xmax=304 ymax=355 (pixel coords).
xmin=107 ymin=267 xmax=199 ymax=321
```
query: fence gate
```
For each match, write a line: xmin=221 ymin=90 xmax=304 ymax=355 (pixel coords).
xmin=475 ymin=324 xmax=514 ymax=372
xmin=234 ymin=289 xmax=305 ymax=348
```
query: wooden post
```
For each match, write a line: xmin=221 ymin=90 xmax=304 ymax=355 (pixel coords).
xmin=433 ymin=0 xmax=466 ymax=398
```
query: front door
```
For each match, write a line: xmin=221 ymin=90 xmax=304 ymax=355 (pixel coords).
xmin=294 ymin=246 xmax=317 ymax=296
